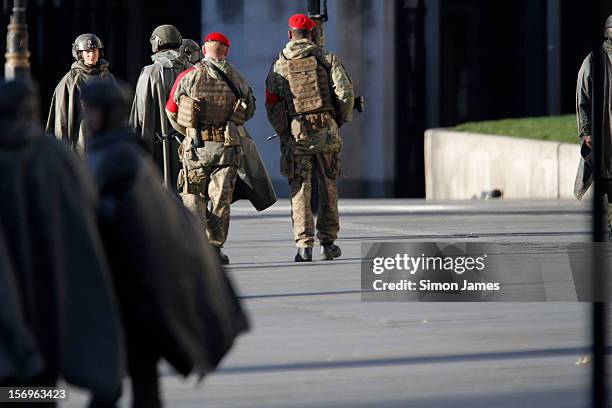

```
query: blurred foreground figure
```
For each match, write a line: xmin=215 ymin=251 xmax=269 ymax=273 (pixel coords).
xmin=166 ymin=32 xmax=276 ymax=264
xmin=83 ymin=80 xmax=249 ymax=408
xmin=0 ymin=80 xmax=123 ymax=406
xmin=575 ymin=15 xmax=612 ymax=240
xmin=265 ymin=14 xmax=354 ymax=261
xmin=130 ymin=24 xmax=191 ymax=189
xmin=46 ymin=34 xmax=114 ymax=153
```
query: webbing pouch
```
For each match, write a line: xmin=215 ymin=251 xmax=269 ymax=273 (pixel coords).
xmin=286 ymin=56 xmax=324 ymax=114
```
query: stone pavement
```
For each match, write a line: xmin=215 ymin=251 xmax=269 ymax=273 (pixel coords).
xmin=65 ymin=199 xmax=599 ymax=407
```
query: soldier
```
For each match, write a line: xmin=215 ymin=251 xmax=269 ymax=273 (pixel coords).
xmin=0 ymin=80 xmax=123 ymax=407
xmin=180 ymin=38 xmax=203 ymax=64
xmin=166 ymin=32 xmax=269 ymax=265
xmin=46 ymin=33 xmax=114 ymax=153
xmin=130 ymin=24 xmax=191 ymax=189
xmin=265 ymin=14 xmax=354 ymax=262
xmin=82 ymin=80 xmax=249 ymax=408
xmin=575 ymin=15 xmax=612 ymax=239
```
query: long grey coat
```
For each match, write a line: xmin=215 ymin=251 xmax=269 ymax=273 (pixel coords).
xmin=574 ymin=42 xmax=612 ymax=200
xmin=233 ymin=127 xmax=278 ymax=211
xmin=46 ymin=60 xmax=115 ymax=153
xmin=130 ymin=49 xmax=191 ymax=186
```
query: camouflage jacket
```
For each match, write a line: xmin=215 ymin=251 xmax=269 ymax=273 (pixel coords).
xmin=265 ymin=39 xmax=354 ymax=155
xmin=167 ymin=57 xmax=256 ymax=167
xmin=167 ymin=57 xmax=256 ymax=129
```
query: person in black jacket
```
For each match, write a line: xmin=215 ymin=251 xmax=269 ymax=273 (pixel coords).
xmin=82 ymin=79 xmax=249 ymax=408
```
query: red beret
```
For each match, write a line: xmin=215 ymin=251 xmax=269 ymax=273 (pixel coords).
xmin=204 ymin=32 xmax=230 ymax=47
xmin=288 ymin=14 xmax=315 ymax=31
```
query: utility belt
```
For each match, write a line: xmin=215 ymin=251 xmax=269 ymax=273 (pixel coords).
xmin=289 ymin=110 xmax=334 ymax=140
xmin=186 ymin=123 xmax=226 ymax=143
xmin=185 ymin=121 xmax=242 ymax=147
xmin=287 ymin=110 xmax=339 ymax=154
xmin=178 ymin=95 xmax=247 ymax=147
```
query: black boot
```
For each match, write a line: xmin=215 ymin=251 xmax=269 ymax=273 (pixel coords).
xmin=295 ymin=247 xmax=313 ymax=262
xmin=321 ymin=243 xmax=342 ymax=260
xmin=214 ymin=246 xmax=230 ymax=265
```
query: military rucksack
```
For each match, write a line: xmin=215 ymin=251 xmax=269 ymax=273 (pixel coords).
xmin=282 ymin=55 xmax=338 ymax=153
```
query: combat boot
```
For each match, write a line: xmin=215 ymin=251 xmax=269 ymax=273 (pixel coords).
xmin=214 ymin=246 xmax=230 ymax=265
xmin=295 ymin=247 xmax=313 ymax=262
xmin=321 ymin=243 xmax=342 ymax=260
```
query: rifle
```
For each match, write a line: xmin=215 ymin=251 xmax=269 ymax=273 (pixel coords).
xmin=155 ymin=128 xmax=185 ymax=144
xmin=155 ymin=128 xmax=186 ymax=188
xmin=307 ymin=0 xmax=365 ymax=114
xmin=306 ymin=0 xmax=328 ymax=47
xmin=194 ymin=100 xmax=204 ymax=148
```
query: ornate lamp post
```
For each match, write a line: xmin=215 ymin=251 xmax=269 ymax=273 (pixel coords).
xmin=5 ymin=0 xmax=30 ymax=80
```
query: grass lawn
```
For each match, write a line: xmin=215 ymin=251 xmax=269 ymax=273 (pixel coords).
xmin=454 ymin=114 xmax=578 ymax=144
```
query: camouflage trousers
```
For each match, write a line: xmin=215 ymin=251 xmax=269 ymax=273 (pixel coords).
xmin=288 ymin=152 xmax=341 ymax=248
xmin=178 ymin=165 xmax=238 ymax=247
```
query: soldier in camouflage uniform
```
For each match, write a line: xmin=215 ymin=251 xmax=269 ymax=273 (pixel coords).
xmin=166 ymin=32 xmax=256 ymax=264
xmin=265 ymin=14 xmax=354 ymax=262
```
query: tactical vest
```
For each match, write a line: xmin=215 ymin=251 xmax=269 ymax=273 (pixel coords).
xmin=191 ymin=63 xmax=237 ymax=124
xmin=283 ymin=55 xmax=333 ymax=117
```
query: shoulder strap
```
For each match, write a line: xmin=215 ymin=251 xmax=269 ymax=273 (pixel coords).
xmin=314 ymin=55 xmax=331 ymax=73
xmin=203 ymin=61 xmax=243 ymax=99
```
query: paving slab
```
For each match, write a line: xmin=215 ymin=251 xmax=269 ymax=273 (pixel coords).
xmin=63 ymin=199 xmax=602 ymax=407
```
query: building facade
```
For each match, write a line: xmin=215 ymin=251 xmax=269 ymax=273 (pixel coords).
xmin=0 ymin=0 xmax=608 ymax=197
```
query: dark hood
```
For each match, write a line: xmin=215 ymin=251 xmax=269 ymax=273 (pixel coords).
xmin=151 ymin=49 xmax=189 ymax=69
xmin=282 ymin=39 xmax=319 ymax=60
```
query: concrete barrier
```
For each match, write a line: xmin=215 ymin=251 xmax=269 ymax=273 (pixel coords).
xmin=424 ymin=129 xmax=581 ymax=200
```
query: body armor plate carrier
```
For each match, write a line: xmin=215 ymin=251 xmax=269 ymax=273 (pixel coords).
xmin=284 ymin=56 xmax=333 ymax=116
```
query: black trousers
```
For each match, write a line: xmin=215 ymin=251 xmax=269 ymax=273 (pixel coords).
xmin=89 ymin=342 xmax=160 ymax=408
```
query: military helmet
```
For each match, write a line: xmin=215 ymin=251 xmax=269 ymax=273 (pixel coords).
xmin=180 ymin=39 xmax=203 ymax=64
xmin=72 ymin=33 xmax=104 ymax=60
xmin=150 ymin=24 xmax=182 ymax=53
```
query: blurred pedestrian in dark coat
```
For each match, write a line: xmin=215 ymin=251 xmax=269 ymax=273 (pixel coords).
xmin=0 ymin=79 xmax=124 ymax=406
xmin=83 ymin=79 xmax=249 ymax=408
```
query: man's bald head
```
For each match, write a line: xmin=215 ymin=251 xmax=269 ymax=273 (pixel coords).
xmin=204 ymin=41 xmax=228 ymax=60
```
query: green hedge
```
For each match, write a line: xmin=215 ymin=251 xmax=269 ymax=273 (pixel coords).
xmin=454 ymin=114 xmax=578 ymax=144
